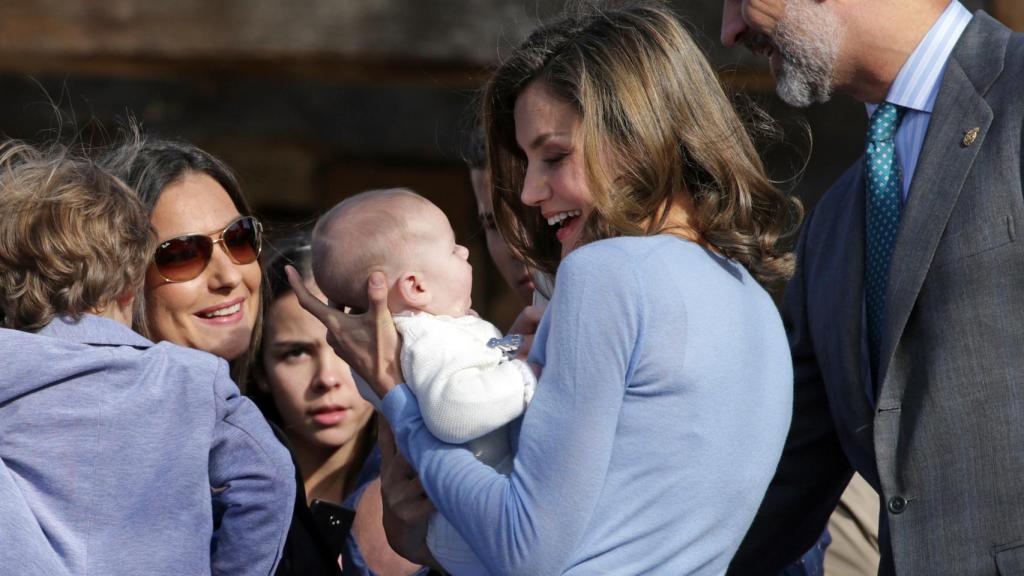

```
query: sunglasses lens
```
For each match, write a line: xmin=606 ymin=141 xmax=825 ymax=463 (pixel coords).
xmin=154 ymin=236 xmax=214 ymax=282
xmin=222 ymin=217 xmax=261 ymax=264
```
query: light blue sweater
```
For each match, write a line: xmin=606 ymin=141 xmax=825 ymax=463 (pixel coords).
xmin=382 ymin=236 xmax=792 ymax=575
xmin=0 ymin=315 xmax=295 ymax=576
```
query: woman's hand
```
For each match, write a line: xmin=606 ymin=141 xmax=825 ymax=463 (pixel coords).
xmin=286 ymin=267 xmax=403 ymax=399
xmin=351 ymin=478 xmax=423 ymax=576
xmin=377 ymin=420 xmax=442 ymax=570
xmin=508 ymin=303 xmax=546 ymax=361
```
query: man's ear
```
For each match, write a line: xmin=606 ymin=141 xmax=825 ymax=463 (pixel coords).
xmin=395 ymin=270 xmax=431 ymax=308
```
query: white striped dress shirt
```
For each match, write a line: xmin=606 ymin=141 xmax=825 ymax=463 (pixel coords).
xmin=866 ymin=0 xmax=973 ymax=202
xmin=861 ymin=1 xmax=973 ymax=402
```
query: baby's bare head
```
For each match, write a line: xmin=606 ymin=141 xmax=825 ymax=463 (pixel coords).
xmin=311 ymin=188 xmax=435 ymax=311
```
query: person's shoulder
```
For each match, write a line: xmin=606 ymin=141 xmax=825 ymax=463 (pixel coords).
xmin=396 ymin=312 xmax=501 ymax=345
xmin=0 ymin=325 xmax=106 ymax=378
xmin=571 ymin=235 xmax=736 ymax=273
xmin=797 ymin=159 xmax=863 ymax=249
xmin=0 ymin=326 xmax=60 ymax=348
xmin=559 ymin=237 xmax=643 ymax=284
xmin=452 ymin=314 xmax=503 ymax=339
xmin=0 ymin=328 xmax=81 ymax=383
xmin=147 ymin=340 xmax=230 ymax=384
xmin=944 ymin=11 xmax=1024 ymax=103
xmin=557 ymin=236 xmax=692 ymax=299
xmin=149 ymin=339 xmax=222 ymax=366
xmin=394 ymin=311 xmax=447 ymax=342
xmin=562 ymin=235 xmax=680 ymax=269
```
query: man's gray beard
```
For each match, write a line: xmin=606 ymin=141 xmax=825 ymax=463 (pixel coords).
xmin=773 ymin=0 xmax=842 ymax=107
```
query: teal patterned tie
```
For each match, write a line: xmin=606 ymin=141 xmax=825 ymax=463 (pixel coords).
xmin=865 ymin=102 xmax=904 ymax=379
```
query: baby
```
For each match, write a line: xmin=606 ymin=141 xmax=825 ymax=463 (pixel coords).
xmin=311 ymin=188 xmax=536 ymax=575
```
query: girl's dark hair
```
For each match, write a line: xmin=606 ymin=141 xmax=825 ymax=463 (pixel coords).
xmin=109 ymin=137 xmax=250 ymax=216
xmin=264 ymin=231 xmax=315 ymax=303
xmin=463 ymin=125 xmax=488 ymax=171
xmin=250 ymin=230 xmax=314 ymax=426
xmin=102 ymin=130 xmax=265 ymax=388
xmin=255 ymin=230 xmax=377 ymax=499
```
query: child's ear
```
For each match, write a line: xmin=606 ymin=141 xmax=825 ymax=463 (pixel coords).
xmin=115 ymin=289 xmax=135 ymax=307
xmin=113 ymin=288 xmax=136 ymax=325
xmin=395 ymin=270 xmax=431 ymax=308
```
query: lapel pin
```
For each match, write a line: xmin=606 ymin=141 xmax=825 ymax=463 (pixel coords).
xmin=961 ymin=127 xmax=980 ymax=147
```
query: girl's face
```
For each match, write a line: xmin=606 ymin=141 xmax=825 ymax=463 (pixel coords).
xmin=262 ymin=283 xmax=374 ymax=451
xmin=145 ymin=172 xmax=261 ymax=360
xmin=513 ymin=80 xmax=596 ymax=258
xmin=470 ymin=166 xmax=535 ymax=304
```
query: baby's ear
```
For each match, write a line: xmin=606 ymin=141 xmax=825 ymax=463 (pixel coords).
xmin=395 ymin=270 xmax=430 ymax=308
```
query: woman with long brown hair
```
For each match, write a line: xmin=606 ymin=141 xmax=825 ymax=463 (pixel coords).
xmin=292 ymin=3 xmax=802 ymax=573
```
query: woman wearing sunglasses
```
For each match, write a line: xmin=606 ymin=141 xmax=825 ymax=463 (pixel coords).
xmin=112 ymin=138 xmax=264 ymax=383
xmin=106 ymin=136 xmax=416 ymax=576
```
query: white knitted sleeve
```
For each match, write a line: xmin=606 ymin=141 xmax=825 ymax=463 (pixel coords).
xmin=395 ymin=314 xmax=537 ymax=444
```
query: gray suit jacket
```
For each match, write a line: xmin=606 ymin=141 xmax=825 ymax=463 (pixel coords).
xmin=730 ymin=12 xmax=1024 ymax=576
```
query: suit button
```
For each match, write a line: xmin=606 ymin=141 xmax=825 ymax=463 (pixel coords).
xmin=887 ymin=496 xmax=908 ymax=515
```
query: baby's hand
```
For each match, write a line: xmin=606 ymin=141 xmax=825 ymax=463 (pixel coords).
xmin=509 ymin=304 xmax=545 ymax=360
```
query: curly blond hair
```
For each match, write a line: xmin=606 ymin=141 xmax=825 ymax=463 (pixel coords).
xmin=0 ymin=141 xmax=155 ymax=331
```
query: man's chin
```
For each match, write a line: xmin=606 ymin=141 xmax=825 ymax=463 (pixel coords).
xmin=775 ymin=67 xmax=833 ymax=108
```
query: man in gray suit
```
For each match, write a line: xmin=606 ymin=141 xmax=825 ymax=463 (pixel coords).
xmin=720 ymin=0 xmax=1024 ymax=573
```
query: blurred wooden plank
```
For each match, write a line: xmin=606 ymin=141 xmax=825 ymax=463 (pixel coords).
xmin=989 ymin=0 xmax=1024 ymax=31
xmin=0 ymin=0 xmax=559 ymax=63
xmin=0 ymin=0 xmax=997 ymax=71
xmin=0 ymin=72 xmax=478 ymax=165
xmin=0 ymin=53 xmax=489 ymax=87
xmin=0 ymin=0 xmax=778 ymax=86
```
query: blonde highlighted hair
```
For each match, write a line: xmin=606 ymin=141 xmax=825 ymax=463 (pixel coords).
xmin=0 ymin=141 xmax=155 ymax=331
xmin=484 ymin=2 xmax=802 ymax=288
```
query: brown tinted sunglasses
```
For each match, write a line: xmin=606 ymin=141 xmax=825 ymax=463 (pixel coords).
xmin=152 ymin=216 xmax=263 ymax=283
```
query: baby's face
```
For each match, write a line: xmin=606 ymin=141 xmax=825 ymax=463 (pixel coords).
xmin=410 ymin=204 xmax=474 ymax=317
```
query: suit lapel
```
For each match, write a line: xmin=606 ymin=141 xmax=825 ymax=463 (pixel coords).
xmin=832 ymin=164 xmax=876 ymax=437
xmin=876 ymin=14 xmax=1005 ymax=403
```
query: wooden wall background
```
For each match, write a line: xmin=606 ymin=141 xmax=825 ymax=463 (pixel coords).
xmin=0 ymin=0 xmax=1013 ymax=328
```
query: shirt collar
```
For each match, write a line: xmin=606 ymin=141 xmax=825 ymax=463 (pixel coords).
xmin=38 ymin=314 xmax=153 ymax=348
xmin=868 ymin=0 xmax=972 ymax=116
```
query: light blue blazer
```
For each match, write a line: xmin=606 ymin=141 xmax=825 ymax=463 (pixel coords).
xmin=0 ymin=314 xmax=295 ymax=576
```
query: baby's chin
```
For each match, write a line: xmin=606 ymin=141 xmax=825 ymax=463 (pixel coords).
xmin=418 ymin=302 xmax=472 ymax=318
